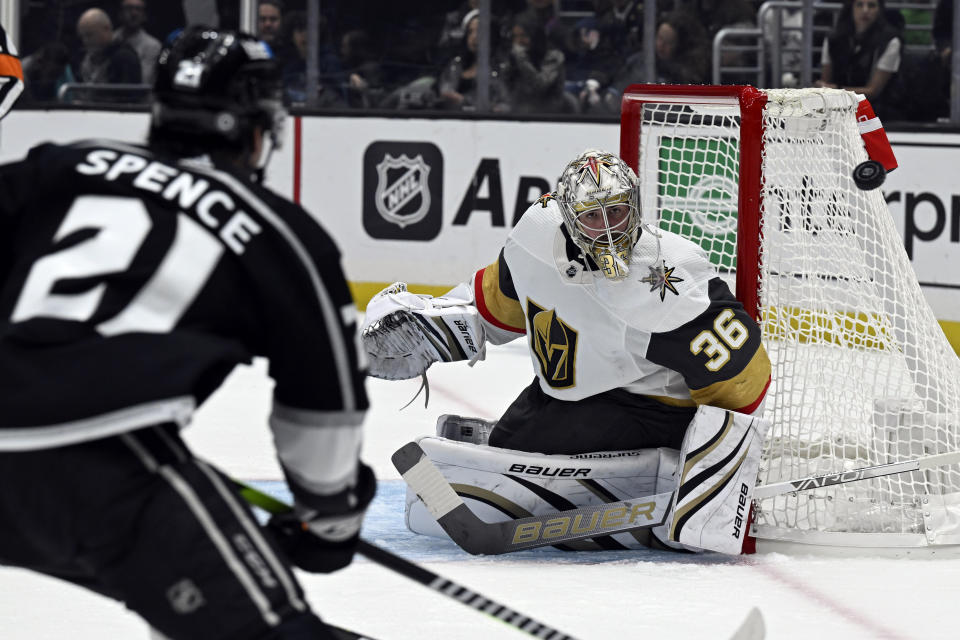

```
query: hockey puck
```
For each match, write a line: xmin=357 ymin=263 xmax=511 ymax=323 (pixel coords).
xmin=852 ymin=160 xmax=886 ymax=191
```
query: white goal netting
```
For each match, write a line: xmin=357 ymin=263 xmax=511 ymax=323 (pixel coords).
xmin=627 ymin=86 xmax=960 ymax=550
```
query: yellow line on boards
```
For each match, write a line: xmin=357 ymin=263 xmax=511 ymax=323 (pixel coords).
xmin=942 ymin=320 xmax=960 ymax=358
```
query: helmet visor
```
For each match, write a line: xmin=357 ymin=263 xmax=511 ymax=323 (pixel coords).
xmin=575 ymin=202 xmax=632 ymax=237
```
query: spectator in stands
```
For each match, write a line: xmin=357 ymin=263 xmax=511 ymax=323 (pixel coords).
xmin=20 ymin=42 xmax=75 ymax=105
xmin=74 ymin=8 xmax=142 ymax=101
xmin=933 ymin=0 xmax=952 ymax=63
xmin=521 ymin=0 xmax=573 ymax=55
xmin=500 ymin=11 xmax=571 ymax=113
xmin=280 ymin=10 xmax=345 ymax=107
xmin=564 ymin=3 xmax=624 ymax=115
xmin=652 ymin=9 xmax=710 ymax=84
xmin=816 ymin=0 xmax=902 ymax=114
xmin=596 ymin=0 xmax=644 ymax=54
xmin=340 ymin=29 xmax=384 ymax=108
xmin=437 ymin=9 xmax=508 ymax=111
xmin=879 ymin=0 xmax=950 ymax=121
xmin=258 ymin=0 xmax=284 ymax=49
xmin=437 ymin=0 xmax=481 ymax=63
xmin=926 ymin=0 xmax=952 ymax=119
xmin=606 ymin=8 xmax=708 ymax=90
xmin=114 ymin=0 xmax=161 ymax=84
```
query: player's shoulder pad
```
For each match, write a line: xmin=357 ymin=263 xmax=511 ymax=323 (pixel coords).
xmin=249 ymin=184 xmax=343 ymax=259
xmin=508 ymin=193 xmax=563 ymax=248
xmin=10 ymin=140 xmax=99 ymax=173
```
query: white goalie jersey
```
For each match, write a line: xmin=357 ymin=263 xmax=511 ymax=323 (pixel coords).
xmin=472 ymin=196 xmax=770 ymax=412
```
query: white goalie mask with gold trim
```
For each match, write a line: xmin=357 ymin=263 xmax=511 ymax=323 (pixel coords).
xmin=556 ymin=149 xmax=642 ymax=281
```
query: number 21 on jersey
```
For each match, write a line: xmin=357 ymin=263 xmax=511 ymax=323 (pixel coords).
xmin=11 ymin=195 xmax=223 ymax=336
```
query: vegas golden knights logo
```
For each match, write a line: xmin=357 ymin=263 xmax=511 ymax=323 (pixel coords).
xmin=526 ymin=299 xmax=578 ymax=389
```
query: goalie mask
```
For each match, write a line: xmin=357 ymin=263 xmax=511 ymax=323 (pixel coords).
xmin=556 ymin=150 xmax=641 ymax=281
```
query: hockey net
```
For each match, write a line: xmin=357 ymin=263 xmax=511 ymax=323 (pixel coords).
xmin=620 ymin=85 xmax=960 ymax=552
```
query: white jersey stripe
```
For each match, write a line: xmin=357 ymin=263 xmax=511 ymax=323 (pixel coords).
xmin=121 ymin=433 xmax=283 ymax=627
xmin=194 ymin=459 xmax=307 ymax=613
xmin=149 ymin=428 xmax=308 ymax=613
xmin=0 ymin=396 xmax=195 ymax=451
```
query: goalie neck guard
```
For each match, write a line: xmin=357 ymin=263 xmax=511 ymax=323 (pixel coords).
xmin=556 ymin=149 xmax=642 ymax=281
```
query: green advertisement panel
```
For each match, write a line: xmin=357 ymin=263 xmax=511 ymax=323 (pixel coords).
xmin=657 ymin=136 xmax=740 ymax=270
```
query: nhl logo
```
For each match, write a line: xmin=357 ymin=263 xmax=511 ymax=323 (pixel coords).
xmin=374 ymin=154 xmax=431 ymax=228
xmin=166 ymin=578 xmax=205 ymax=614
xmin=363 ymin=141 xmax=443 ymax=241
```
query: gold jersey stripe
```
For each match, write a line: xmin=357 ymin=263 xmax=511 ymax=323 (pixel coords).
xmin=478 ymin=260 xmax=526 ymax=331
xmin=689 ymin=347 xmax=771 ymax=411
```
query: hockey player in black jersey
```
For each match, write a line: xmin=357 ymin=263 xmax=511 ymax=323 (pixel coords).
xmin=0 ymin=27 xmax=371 ymax=639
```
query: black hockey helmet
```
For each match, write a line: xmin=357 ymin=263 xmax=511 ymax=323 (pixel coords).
xmin=151 ymin=26 xmax=285 ymax=155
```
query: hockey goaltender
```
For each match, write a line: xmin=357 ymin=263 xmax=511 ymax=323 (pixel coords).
xmin=363 ymin=149 xmax=772 ymax=554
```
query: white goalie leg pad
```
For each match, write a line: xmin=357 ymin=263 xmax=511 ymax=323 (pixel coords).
xmin=661 ymin=405 xmax=771 ymax=554
xmin=361 ymin=282 xmax=486 ymax=380
xmin=404 ymin=435 xmax=678 ymax=549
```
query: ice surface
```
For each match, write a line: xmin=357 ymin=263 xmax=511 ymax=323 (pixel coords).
xmin=1 ymin=342 xmax=956 ymax=639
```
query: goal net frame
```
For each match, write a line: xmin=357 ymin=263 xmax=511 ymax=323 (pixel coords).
xmin=620 ymin=83 xmax=960 ymax=556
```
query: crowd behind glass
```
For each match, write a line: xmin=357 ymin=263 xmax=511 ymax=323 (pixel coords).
xmin=14 ymin=0 xmax=955 ymax=122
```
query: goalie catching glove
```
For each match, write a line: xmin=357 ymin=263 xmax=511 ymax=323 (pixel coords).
xmin=361 ymin=282 xmax=486 ymax=380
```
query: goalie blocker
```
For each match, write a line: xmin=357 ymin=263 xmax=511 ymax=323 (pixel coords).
xmin=400 ymin=405 xmax=770 ymax=554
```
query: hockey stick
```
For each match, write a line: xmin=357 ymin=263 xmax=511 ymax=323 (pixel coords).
xmin=236 ymin=480 xmax=583 ymax=640
xmin=391 ymin=442 xmax=673 ymax=555
xmin=394 ymin=441 xmax=960 ymax=556
xmin=753 ymin=450 xmax=960 ymax=499
xmin=730 ymin=607 xmax=765 ymax=640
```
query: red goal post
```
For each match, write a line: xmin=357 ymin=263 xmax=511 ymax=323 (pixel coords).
xmin=620 ymin=84 xmax=766 ymax=322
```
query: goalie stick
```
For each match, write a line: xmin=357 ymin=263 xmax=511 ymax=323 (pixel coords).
xmin=394 ymin=442 xmax=960 ymax=556
xmin=236 ymin=481 xmax=582 ymax=640
xmin=730 ymin=607 xmax=765 ymax=640
xmin=753 ymin=450 xmax=960 ymax=499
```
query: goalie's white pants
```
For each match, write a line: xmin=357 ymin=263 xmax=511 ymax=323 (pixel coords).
xmin=405 ymin=437 xmax=680 ymax=550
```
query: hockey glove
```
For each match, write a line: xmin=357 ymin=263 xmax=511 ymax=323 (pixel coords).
xmin=361 ymin=282 xmax=486 ymax=380
xmin=268 ymin=463 xmax=376 ymax=574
